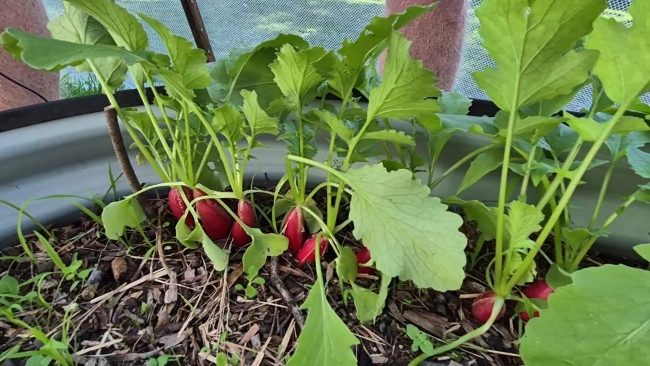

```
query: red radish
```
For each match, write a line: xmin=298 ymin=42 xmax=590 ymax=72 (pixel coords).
xmin=296 ymin=233 xmax=329 ymax=267
xmin=519 ymin=280 xmax=554 ymax=320
xmin=282 ymin=207 xmax=308 ymax=255
xmin=356 ymin=247 xmax=374 ymax=275
xmin=471 ymin=291 xmax=505 ymax=324
xmin=230 ymin=200 xmax=257 ymax=247
xmin=192 ymin=189 xmax=234 ymax=241
xmin=168 ymin=187 xmax=195 ymax=228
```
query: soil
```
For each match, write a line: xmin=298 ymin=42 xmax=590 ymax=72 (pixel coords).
xmin=0 ymin=186 xmax=645 ymax=366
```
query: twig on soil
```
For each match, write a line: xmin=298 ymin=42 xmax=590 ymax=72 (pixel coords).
xmin=104 ymin=106 xmax=154 ymax=218
xmin=270 ymin=256 xmax=305 ymax=330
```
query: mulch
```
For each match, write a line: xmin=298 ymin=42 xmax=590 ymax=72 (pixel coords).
xmin=0 ymin=187 xmax=643 ymax=366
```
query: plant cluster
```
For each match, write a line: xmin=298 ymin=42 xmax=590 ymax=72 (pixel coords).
xmin=3 ymin=0 xmax=650 ymax=364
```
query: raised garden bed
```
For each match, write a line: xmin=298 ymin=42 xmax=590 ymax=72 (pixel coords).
xmin=3 ymin=0 xmax=650 ymax=365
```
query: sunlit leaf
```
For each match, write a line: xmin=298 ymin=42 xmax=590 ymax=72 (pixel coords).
xmin=270 ymin=45 xmax=327 ymax=108
xmin=585 ymin=1 xmax=650 ymax=105
xmin=140 ymin=14 xmax=210 ymax=89
xmin=240 ymin=89 xmax=280 ymax=138
xmin=361 ymin=130 xmax=415 ymax=147
xmin=474 ymin=0 xmax=604 ymax=111
xmin=457 ymin=149 xmax=503 ymax=194
xmin=367 ymin=32 xmax=440 ymax=121
xmin=345 ymin=164 xmax=467 ymax=291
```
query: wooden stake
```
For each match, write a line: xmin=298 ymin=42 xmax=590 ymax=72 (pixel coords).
xmin=104 ymin=106 xmax=154 ymax=218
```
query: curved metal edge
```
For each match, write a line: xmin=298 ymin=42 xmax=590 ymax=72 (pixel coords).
xmin=0 ymin=101 xmax=648 ymax=260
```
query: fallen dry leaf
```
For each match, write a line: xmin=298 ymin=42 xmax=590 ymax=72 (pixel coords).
xmin=157 ymin=329 xmax=191 ymax=349
xmin=111 ymin=257 xmax=128 ymax=282
xmin=164 ymin=271 xmax=178 ymax=304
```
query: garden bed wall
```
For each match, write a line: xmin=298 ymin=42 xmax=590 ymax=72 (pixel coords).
xmin=0 ymin=100 xmax=647 ymax=258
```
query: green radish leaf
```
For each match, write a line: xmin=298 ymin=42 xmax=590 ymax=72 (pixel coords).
xmin=520 ymin=82 xmax=587 ymax=117
xmin=443 ymin=197 xmax=498 ymax=241
xmin=437 ymin=115 xmax=500 ymax=136
xmin=566 ymin=113 xmax=650 ymax=142
xmin=139 ymin=14 xmax=210 ymax=89
xmin=242 ymin=228 xmax=289 ymax=280
xmin=288 ymin=278 xmax=359 ymax=366
xmin=545 ymin=263 xmax=573 ymax=290
xmin=336 ymin=247 xmax=358 ymax=282
xmin=270 ymin=45 xmax=327 ymax=108
xmin=311 ymin=109 xmax=354 ymax=141
xmin=315 ymin=3 xmax=435 ymax=100
xmin=303 ymin=204 xmax=324 ymax=234
xmin=504 ymin=116 xmax=563 ymax=143
xmin=604 ymin=132 xmax=650 ymax=161
xmin=627 ymin=147 xmax=650 ymax=179
xmin=542 ymin=124 xmax=580 ymax=156
xmin=203 ymin=236 xmax=228 ymax=272
xmin=438 ymin=91 xmax=472 ymax=115
xmin=590 ymin=76 xmax=615 ymax=115
xmin=0 ymin=275 xmax=19 ymax=296
xmin=633 ymin=189 xmax=650 ymax=204
xmin=633 ymin=244 xmax=650 ymax=263
xmin=345 ymin=164 xmax=467 ymax=291
xmin=520 ymin=265 xmax=650 ymax=366
xmin=474 ymin=0 xmax=604 ymax=111
xmin=349 ymin=273 xmax=391 ymax=324
xmin=457 ymin=149 xmax=503 ymax=194
xmin=102 ymin=198 xmax=146 ymax=240
xmin=506 ymin=201 xmax=544 ymax=250
xmin=360 ymin=130 xmax=415 ymax=147
xmin=561 ymin=227 xmax=593 ymax=254
xmin=174 ymin=218 xmax=200 ymax=250
xmin=65 ymin=0 xmax=148 ymax=51
xmin=240 ymin=90 xmax=280 ymax=138
xmin=209 ymin=35 xmax=307 ymax=108
xmin=279 ymin=120 xmax=318 ymax=159
xmin=366 ymin=32 xmax=440 ymax=121
xmin=47 ymin=3 xmax=127 ymax=91
xmin=0 ymin=28 xmax=150 ymax=72
xmin=584 ymin=1 xmax=650 ymax=105
xmin=211 ymin=104 xmax=246 ymax=144
xmin=158 ymin=68 xmax=196 ymax=100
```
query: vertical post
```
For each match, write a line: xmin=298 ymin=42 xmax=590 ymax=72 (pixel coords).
xmin=179 ymin=0 xmax=216 ymax=62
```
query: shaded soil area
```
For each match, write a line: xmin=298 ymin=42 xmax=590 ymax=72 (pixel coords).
xmin=0 ymin=187 xmax=644 ymax=366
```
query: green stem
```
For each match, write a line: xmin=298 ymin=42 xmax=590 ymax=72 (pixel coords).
xmin=469 ymin=234 xmax=486 ymax=270
xmin=567 ymin=194 xmax=637 ymax=272
xmin=189 ymin=105 xmax=237 ymax=188
xmin=505 ymin=103 xmax=632 ymax=291
xmin=238 ymin=138 xmax=257 ymax=198
xmin=184 ymin=107 xmax=195 ymax=183
xmin=408 ymin=297 xmax=505 ymax=366
xmin=87 ymin=61 xmax=169 ymax=181
xmin=535 ymin=138 xmax=583 ymax=211
xmin=195 ymin=141 xmax=213 ymax=184
xmin=296 ymin=101 xmax=307 ymax=203
xmin=146 ymin=74 xmax=189 ymax=182
xmin=131 ymin=72 xmax=183 ymax=181
xmin=228 ymin=139 xmax=243 ymax=199
xmin=519 ymin=144 xmax=538 ymax=198
xmin=588 ymin=158 xmax=618 ymax=229
xmin=383 ymin=119 xmax=404 ymax=165
xmin=285 ymin=157 xmax=300 ymax=199
xmin=326 ymin=97 xmax=350 ymax=231
xmin=429 ymin=144 xmax=497 ymax=189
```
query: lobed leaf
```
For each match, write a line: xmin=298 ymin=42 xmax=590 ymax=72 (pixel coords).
xmin=242 ymin=228 xmax=288 ymax=280
xmin=626 ymin=147 xmax=650 ymax=179
xmin=585 ymin=1 xmax=650 ymax=105
xmin=211 ymin=104 xmax=246 ymax=144
xmin=65 ymin=0 xmax=148 ymax=51
xmin=311 ymin=109 xmax=354 ymax=142
xmin=349 ymin=273 xmax=391 ymax=324
xmin=473 ymin=0 xmax=604 ymax=111
xmin=360 ymin=130 xmax=415 ymax=147
xmin=140 ymin=14 xmax=210 ymax=89
xmin=367 ymin=32 xmax=439 ymax=121
xmin=270 ymin=45 xmax=327 ymax=108
xmin=520 ymin=265 xmax=650 ymax=366
xmin=0 ymin=28 xmax=149 ymax=72
xmin=345 ymin=164 xmax=467 ymax=291
xmin=240 ymin=90 xmax=280 ymax=138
